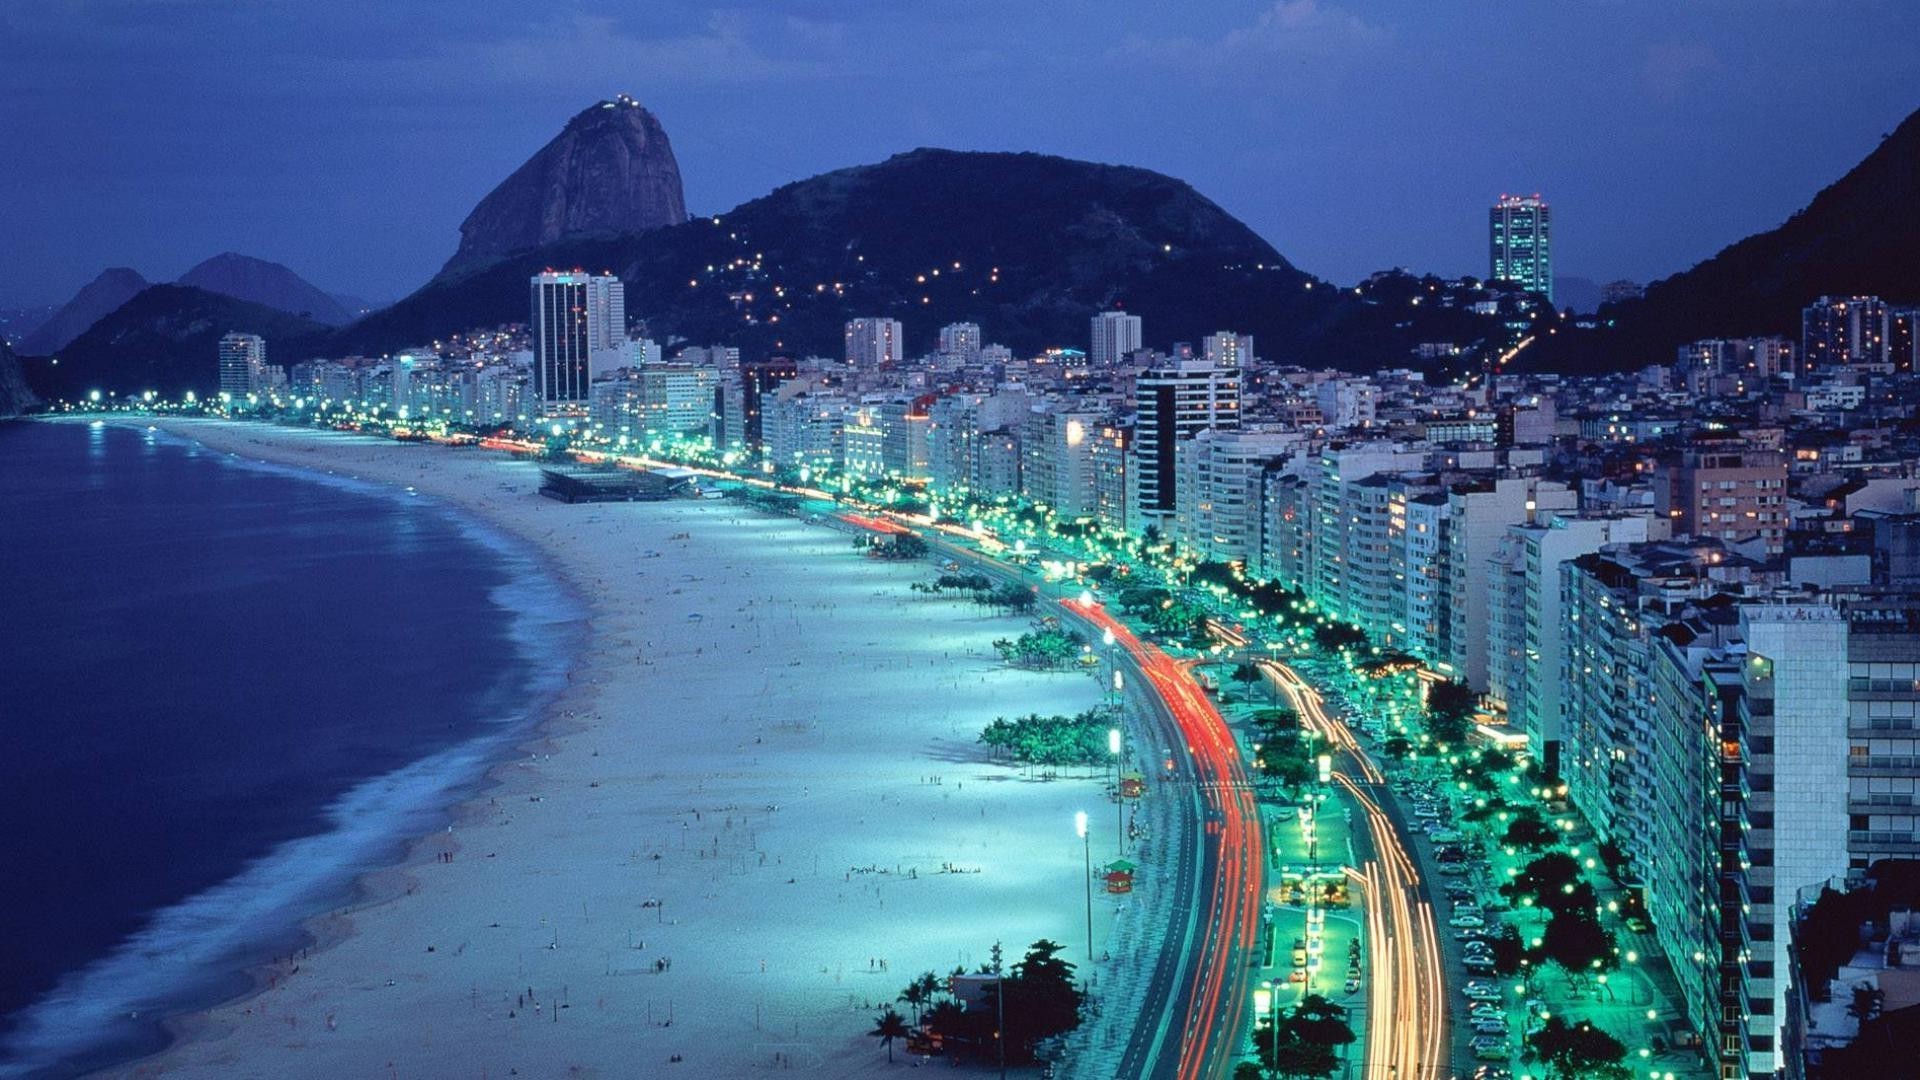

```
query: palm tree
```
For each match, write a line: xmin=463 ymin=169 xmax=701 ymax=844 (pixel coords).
xmin=898 ymin=981 xmax=928 ymax=1025
xmin=917 ymin=971 xmax=943 ymax=1012
xmin=871 ymin=1007 xmax=910 ymax=1063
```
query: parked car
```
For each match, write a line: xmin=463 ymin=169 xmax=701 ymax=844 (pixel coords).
xmin=1463 ymin=986 xmax=1502 ymax=1003
xmin=1469 ymin=1003 xmax=1504 ymax=1019
xmin=1450 ymin=913 xmax=1486 ymax=928
xmin=1344 ymin=977 xmax=1361 ymax=994
xmin=1471 ymin=1018 xmax=1510 ymax=1036
xmin=1463 ymin=956 xmax=1497 ymax=973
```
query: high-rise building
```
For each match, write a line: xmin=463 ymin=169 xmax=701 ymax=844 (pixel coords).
xmin=1090 ymin=310 xmax=1143 ymax=367
xmin=218 ymin=332 xmax=265 ymax=399
xmin=1131 ymin=358 xmax=1239 ymax=530
xmin=1653 ymin=445 xmax=1789 ymax=554
xmin=726 ymin=356 xmax=799 ymax=454
xmin=1173 ymin=427 xmax=1302 ymax=565
xmin=1201 ymin=331 xmax=1254 ymax=370
xmin=844 ymin=317 xmax=904 ymax=369
xmin=937 ymin=322 xmax=983 ymax=364
xmin=1801 ymin=295 xmax=1889 ymax=371
xmin=1489 ymin=193 xmax=1553 ymax=302
xmin=531 ymin=272 xmax=623 ymax=411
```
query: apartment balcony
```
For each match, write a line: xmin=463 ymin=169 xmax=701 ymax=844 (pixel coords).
xmin=1849 ymin=717 xmax=1920 ymax=735
xmin=1849 ymin=830 xmax=1920 ymax=853
xmin=1849 ymin=755 xmax=1920 ymax=776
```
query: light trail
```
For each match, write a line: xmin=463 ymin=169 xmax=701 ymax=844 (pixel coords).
xmin=1269 ymin=661 xmax=1446 ymax=1080
xmin=1063 ymin=599 xmax=1263 ymax=1080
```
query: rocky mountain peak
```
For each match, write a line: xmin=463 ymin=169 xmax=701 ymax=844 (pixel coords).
xmin=440 ymin=96 xmax=687 ymax=278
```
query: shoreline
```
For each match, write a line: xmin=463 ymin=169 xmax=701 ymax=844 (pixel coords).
xmin=1 ymin=417 xmax=591 ymax=1080
xmin=49 ymin=417 xmax=1141 ymax=1079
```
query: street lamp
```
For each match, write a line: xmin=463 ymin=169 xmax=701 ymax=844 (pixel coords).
xmin=1076 ymin=811 xmax=1092 ymax=961
xmin=1109 ymin=728 xmax=1124 ymax=854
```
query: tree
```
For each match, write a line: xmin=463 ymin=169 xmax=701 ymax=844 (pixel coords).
xmin=871 ymin=1008 xmax=910 ymax=1063
xmin=1504 ymin=810 xmax=1558 ymax=850
xmin=1541 ymin=907 xmax=1616 ymax=974
xmin=1424 ymin=678 xmax=1476 ymax=746
xmin=1525 ymin=1016 xmax=1628 ymax=1080
xmin=983 ymin=581 xmax=1037 ymax=615
xmin=1231 ymin=661 xmax=1267 ymax=702
xmin=1488 ymin=923 xmax=1527 ymax=976
xmin=1501 ymin=852 xmax=1582 ymax=910
xmin=898 ymin=972 xmax=940 ymax=1025
xmin=1287 ymin=994 xmax=1356 ymax=1052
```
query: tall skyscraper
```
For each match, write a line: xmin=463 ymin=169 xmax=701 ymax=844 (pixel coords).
xmin=844 ymin=317 xmax=904 ymax=369
xmin=531 ymin=272 xmax=624 ymax=412
xmin=1131 ymin=358 xmax=1239 ymax=530
xmin=1489 ymin=193 xmax=1552 ymax=302
xmin=1090 ymin=310 xmax=1143 ymax=366
xmin=218 ymin=332 xmax=265 ymax=398
xmin=937 ymin=322 xmax=982 ymax=363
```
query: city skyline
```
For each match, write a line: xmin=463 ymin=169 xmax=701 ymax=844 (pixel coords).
xmin=6 ymin=2 xmax=1920 ymax=306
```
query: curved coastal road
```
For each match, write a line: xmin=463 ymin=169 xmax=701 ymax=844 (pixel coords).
xmin=894 ymin=523 xmax=1262 ymax=1080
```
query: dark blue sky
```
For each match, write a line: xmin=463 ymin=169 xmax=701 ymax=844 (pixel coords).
xmin=5 ymin=1 xmax=1917 ymax=307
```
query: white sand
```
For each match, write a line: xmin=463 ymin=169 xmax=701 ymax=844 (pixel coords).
xmin=97 ymin=419 xmax=1158 ymax=1078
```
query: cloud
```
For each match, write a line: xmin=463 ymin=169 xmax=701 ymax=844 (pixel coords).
xmin=1116 ymin=0 xmax=1389 ymax=69
xmin=1641 ymin=40 xmax=1723 ymax=103
xmin=461 ymin=10 xmax=854 ymax=90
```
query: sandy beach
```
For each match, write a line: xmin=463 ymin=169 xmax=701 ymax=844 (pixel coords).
xmin=79 ymin=418 xmax=1159 ymax=1078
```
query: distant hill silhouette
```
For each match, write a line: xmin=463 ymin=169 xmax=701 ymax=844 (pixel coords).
xmin=1578 ymin=106 xmax=1920 ymax=366
xmin=32 ymin=285 xmax=330 ymax=401
xmin=20 ymin=268 xmax=151 ymax=354
xmin=342 ymin=147 xmax=1523 ymax=367
xmin=0 ymin=339 xmax=36 ymax=416
xmin=177 ymin=253 xmax=354 ymax=325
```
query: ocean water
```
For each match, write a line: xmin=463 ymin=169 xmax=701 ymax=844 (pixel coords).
xmin=0 ymin=420 xmax=581 ymax=1078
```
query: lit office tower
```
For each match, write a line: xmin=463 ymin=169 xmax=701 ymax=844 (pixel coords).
xmin=938 ymin=322 xmax=983 ymax=363
xmin=531 ymin=272 xmax=624 ymax=411
xmin=844 ymin=317 xmax=904 ymax=369
xmin=1202 ymin=331 xmax=1253 ymax=369
xmin=218 ymin=332 xmax=265 ymax=398
xmin=1131 ymin=358 xmax=1239 ymax=531
xmin=1090 ymin=310 xmax=1143 ymax=366
xmin=1800 ymin=295 xmax=1889 ymax=371
xmin=1489 ymin=193 xmax=1552 ymax=302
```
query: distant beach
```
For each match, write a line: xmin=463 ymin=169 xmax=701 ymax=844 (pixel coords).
xmin=59 ymin=418 xmax=1153 ymax=1078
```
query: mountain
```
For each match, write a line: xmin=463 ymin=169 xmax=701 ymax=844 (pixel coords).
xmin=177 ymin=253 xmax=353 ymax=325
xmin=19 ymin=268 xmax=151 ymax=354
xmin=32 ymin=145 xmax=1537 ymax=400
xmin=0 ymin=303 xmax=59 ymax=348
xmin=1553 ymin=276 xmax=1602 ymax=315
xmin=328 ymin=292 xmax=387 ymax=319
xmin=1601 ymin=107 xmax=1920 ymax=356
xmin=441 ymin=95 xmax=687 ymax=277
xmin=30 ymin=285 xmax=331 ymax=402
xmin=0 ymin=340 xmax=37 ymax=417
xmin=344 ymin=147 xmax=1419 ymax=364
